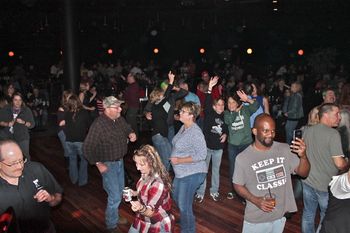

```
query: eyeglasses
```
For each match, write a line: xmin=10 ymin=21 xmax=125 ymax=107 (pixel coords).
xmin=0 ymin=157 xmax=27 ymax=168
xmin=179 ymin=109 xmax=191 ymax=114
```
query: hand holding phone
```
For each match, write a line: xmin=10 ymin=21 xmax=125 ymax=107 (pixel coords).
xmin=293 ymin=129 xmax=302 ymax=141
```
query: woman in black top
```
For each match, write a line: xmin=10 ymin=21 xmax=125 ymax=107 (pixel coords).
xmin=147 ymin=71 xmax=176 ymax=171
xmin=63 ymin=94 xmax=91 ymax=186
xmin=57 ymin=90 xmax=73 ymax=167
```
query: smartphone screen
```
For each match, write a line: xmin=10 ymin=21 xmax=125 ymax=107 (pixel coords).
xmin=293 ymin=129 xmax=303 ymax=140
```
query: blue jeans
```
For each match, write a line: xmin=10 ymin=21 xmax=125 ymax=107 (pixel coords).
xmin=152 ymin=134 xmax=172 ymax=171
xmin=102 ymin=160 xmax=125 ymax=230
xmin=285 ymin=120 xmax=299 ymax=144
xmin=57 ymin=130 xmax=69 ymax=158
xmin=168 ymin=125 xmax=175 ymax=144
xmin=197 ymin=148 xmax=223 ymax=195
xmin=228 ymin=143 xmax=250 ymax=191
xmin=243 ymin=217 xmax=286 ymax=233
xmin=302 ymin=182 xmax=329 ymax=233
xmin=66 ymin=142 xmax=88 ymax=186
xmin=172 ymin=173 xmax=206 ymax=233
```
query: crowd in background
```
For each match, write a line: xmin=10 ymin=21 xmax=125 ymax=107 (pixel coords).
xmin=1 ymin=57 xmax=350 ymax=233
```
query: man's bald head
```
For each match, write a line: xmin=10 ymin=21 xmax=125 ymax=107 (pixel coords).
xmin=253 ymin=113 xmax=275 ymax=130
xmin=0 ymin=140 xmax=23 ymax=161
xmin=252 ymin=113 xmax=276 ymax=149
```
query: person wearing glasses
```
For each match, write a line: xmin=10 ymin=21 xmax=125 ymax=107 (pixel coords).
xmin=0 ymin=140 xmax=63 ymax=233
xmin=170 ymin=101 xmax=207 ymax=233
xmin=84 ymin=96 xmax=137 ymax=233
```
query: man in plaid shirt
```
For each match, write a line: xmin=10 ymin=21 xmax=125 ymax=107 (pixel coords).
xmin=84 ymin=96 xmax=137 ymax=233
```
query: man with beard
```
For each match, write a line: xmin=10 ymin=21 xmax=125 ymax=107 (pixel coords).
xmin=232 ymin=114 xmax=310 ymax=233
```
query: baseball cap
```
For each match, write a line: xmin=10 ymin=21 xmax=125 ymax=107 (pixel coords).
xmin=103 ymin=96 xmax=124 ymax=108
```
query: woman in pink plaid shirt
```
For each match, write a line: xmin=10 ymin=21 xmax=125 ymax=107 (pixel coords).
xmin=128 ymin=145 xmax=174 ymax=233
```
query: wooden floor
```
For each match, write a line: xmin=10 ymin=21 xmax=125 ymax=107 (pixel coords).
xmin=29 ymin=126 xmax=304 ymax=233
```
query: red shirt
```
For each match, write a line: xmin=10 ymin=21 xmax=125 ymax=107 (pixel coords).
xmin=132 ymin=175 xmax=173 ymax=233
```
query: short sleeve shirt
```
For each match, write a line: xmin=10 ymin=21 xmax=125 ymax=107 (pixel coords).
xmin=232 ymin=142 xmax=300 ymax=223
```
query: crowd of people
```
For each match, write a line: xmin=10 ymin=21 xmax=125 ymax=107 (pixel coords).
xmin=0 ymin=58 xmax=350 ymax=233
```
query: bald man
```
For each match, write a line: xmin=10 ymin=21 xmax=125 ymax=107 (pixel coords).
xmin=233 ymin=113 xmax=310 ymax=233
xmin=0 ymin=140 xmax=62 ymax=233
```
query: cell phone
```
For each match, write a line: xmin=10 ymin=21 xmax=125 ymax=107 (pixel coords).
xmin=293 ymin=129 xmax=302 ymax=141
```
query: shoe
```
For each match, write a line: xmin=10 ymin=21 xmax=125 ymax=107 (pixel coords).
xmin=118 ymin=216 xmax=128 ymax=225
xmin=107 ymin=227 xmax=122 ymax=233
xmin=227 ymin=192 xmax=236 ymax=200
xmin=210 ymin=192 xmax=220 ymax=202
xmin=195 ymin=194 xmax=204 ymax=203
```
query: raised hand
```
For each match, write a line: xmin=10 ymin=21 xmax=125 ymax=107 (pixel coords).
xmin=209 ymin=76 xmax=219 ymax=90
xmin=236 ymin=90 xmax=249 ymax=102
xmin=168 ymin=71 xmax=175 ymax=84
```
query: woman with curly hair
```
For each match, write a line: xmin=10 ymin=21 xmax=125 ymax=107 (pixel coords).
xmin=128 ymin=145 xmax=173 ymax=233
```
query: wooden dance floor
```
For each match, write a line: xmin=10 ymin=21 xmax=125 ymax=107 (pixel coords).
xmin=30 ymin=127 xmax=304 ymax=233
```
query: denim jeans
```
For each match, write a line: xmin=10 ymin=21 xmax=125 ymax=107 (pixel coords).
xmin=197 ymin=148 xmax=223 ymax=195
xmin=168 ymin=125 xmax=175 ymax=144
xmin=57 ymin=130 xmax=69 ymax=158
xmin=302 ymin=182 xmax=329 ymax=233
xmin=285 ymin=120 xmax=299 ymax=144
xmin=243 ymin=217 xmax=286 ymax=233
xmin=152 ymin=134 xmax=172 ymax=171
xmin=228 ymin=143 xmax=250 ymax=191
xmin=66 ymin=141 xmax=88 ymax=186
xmin=126 ymin=107 xmax=139 ymax=136
xmin=102 ymin=160 xmax=125 ymax=230
xmin=172 ymin=172 xmax=206 ymax=233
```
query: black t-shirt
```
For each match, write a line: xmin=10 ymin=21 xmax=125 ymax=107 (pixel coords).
xmin=151 ymin=98 xmax=169 ymax=137
xmin=0 ymin=161 xmax=63 ymax=233
xmin=64 ymin=109 xmax=92 ymax=142
xmin=203 ymin=94 xmax=228 ymax=150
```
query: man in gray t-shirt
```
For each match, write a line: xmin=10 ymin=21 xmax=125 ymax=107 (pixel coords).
xmin=233 ymin=114 xmax=310 ymax=233
xmin=302 ymin=103 xmax=348 ymax=233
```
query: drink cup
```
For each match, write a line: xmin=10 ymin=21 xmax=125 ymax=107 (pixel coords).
xmin=123 ymin=187 xmax=132 ymax=202
xmin=264 ymin=193 xmax=276 ymax=207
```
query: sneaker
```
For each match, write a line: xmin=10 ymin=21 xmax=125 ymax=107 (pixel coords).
xmin=210 ymin=192 xmax=220 ymax=202
xmin=227 ymin=192 xmax=236 ymax=200
xmin=195 ymin=194 xmax=204 ymax=203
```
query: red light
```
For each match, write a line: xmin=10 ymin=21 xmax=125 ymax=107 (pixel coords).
xmin=8 ymin=51 xmax=15 ymax=57
xmin=107 ymin=49 xmax=113 ymax=54
xmin=199 ymin=48 xmax=205 ymax=54
xmin=298 ymin=49 xmax=304 ymax=56
xmin=153 ymin=48 xmax=159 ymax=54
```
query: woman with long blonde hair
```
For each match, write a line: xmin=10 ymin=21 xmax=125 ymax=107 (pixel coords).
xmin=128 ymin=145 xmax=173 ymax=233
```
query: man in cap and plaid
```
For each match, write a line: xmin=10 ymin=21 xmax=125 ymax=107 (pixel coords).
xmin=84 ymin=96 xmax=137 ymax=233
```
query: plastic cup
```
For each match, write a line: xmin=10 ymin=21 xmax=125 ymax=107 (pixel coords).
xmin=264 ymin=193 xmax=276 ymax=207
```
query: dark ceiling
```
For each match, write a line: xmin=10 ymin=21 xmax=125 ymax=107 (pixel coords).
xmin=1 ymin=0 xmax=350 ymax=64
